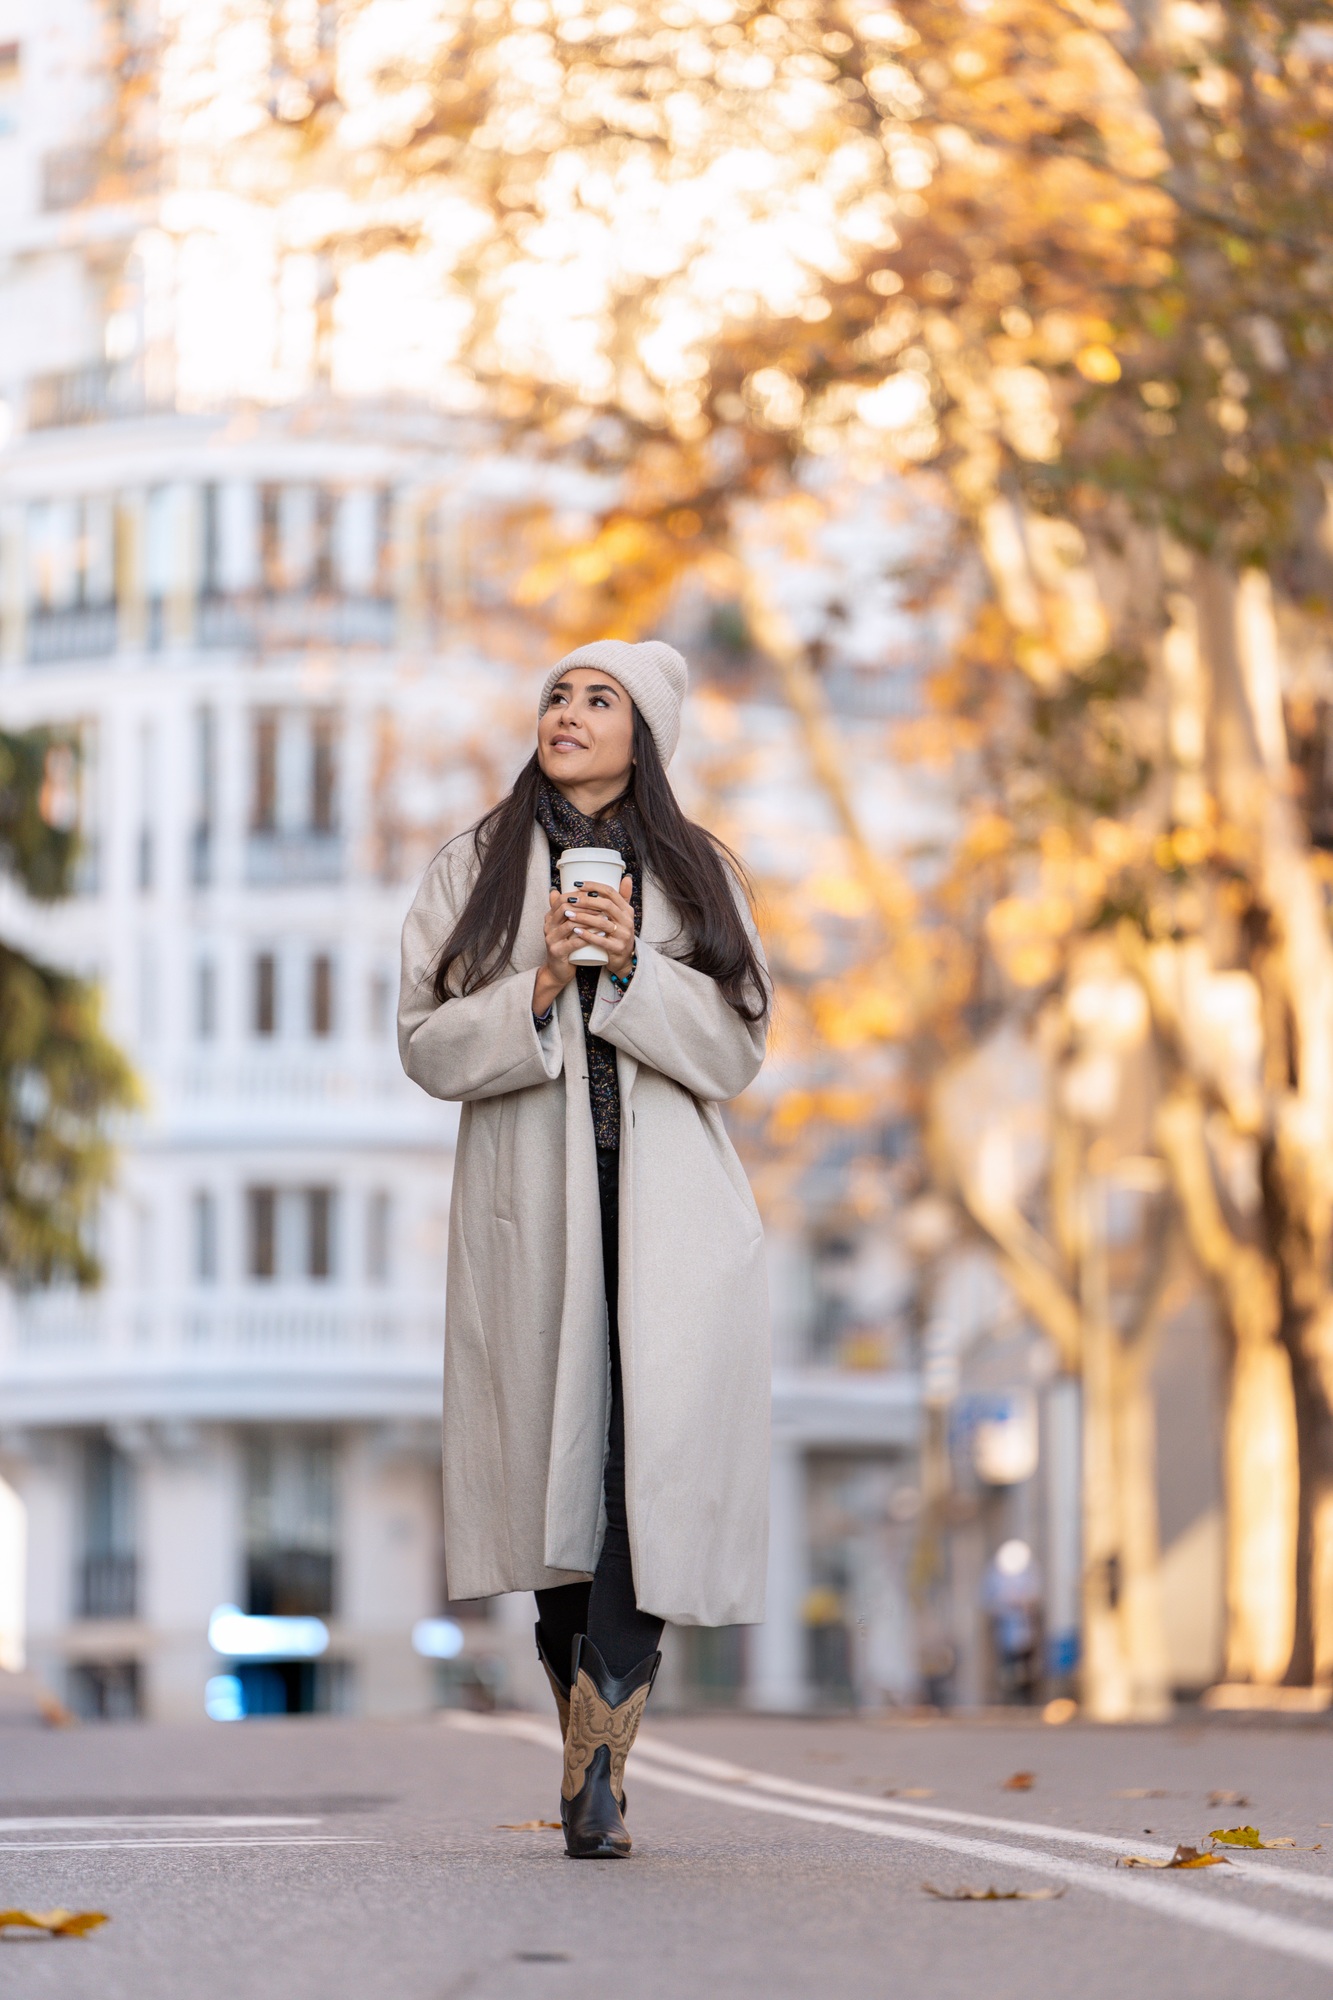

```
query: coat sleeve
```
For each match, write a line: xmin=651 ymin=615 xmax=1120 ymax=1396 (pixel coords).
xmin=587 ymin=883 xmax=769 ymax=1103
xmin=398 ymin=842 xmax=562 ymax=1104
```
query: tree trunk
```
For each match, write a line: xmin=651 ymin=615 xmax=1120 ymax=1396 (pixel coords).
xmin=1223 ymin=1332 xmax=1299 ymax=1682
xmin=1079 ymin=1176 xmax=1133 ymax=1718
xmin=1153 ymin=1083 xmax=1297 ymax=1682
xmin=1281 ymin=1311 xmax=1333 ymax=1684
xmin=1115 ymin=1336 xmax=1172 ymax=1718
xmin=1193 ymin=559 xmax=1333 ymax=1684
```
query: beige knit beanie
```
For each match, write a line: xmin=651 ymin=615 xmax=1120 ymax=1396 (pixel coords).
xmin=537 ymin=639 xmax=690 ymax=767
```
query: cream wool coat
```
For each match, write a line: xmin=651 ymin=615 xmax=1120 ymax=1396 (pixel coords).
xmin=398 ymin=826 xmax=771 ymax=1626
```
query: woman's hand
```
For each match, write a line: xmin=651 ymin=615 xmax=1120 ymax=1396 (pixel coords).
xmin=567 ymin=874 xmax=635 ymax=975
xmin=532 ymin=874 xmax=635 ymax=1019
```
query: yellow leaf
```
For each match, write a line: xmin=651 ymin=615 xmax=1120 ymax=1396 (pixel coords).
xmin=0 ymin=1908 xmax=110 ymax=1937
xmin=497 ymin=1820 xmax=563 ymax=1831
xmin=1209 ymin=1825 xmax=1309 ymax=1849
xmin=1076 ymin=343 xmax=1121 ymax=383
xmin=1119 ymin=1845 xmax=1230 ymax=1869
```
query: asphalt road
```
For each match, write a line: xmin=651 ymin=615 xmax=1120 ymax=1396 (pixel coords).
xmin=2 ymin=1703 xmax=1333 ymax=2000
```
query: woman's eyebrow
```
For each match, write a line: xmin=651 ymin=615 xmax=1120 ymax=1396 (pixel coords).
xmin=548 ymin=676 xmax=620 ymax=699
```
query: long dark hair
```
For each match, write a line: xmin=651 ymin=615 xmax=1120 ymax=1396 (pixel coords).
xmin=431 ymin=709 xmax=769 ymax=1022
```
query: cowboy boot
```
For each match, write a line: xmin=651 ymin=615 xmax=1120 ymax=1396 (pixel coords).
xmin=536 ymin=1627 xmax=634 ymax=1816
xmin=560 ymin=1634 xmax=659 ymax=1860
xmin=534 ymin=1623 xmax=571 ymax=1740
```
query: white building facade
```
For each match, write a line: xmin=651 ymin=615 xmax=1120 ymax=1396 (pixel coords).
xmin=0 ymin=0 xmax=928 ymax=1724
xmin=0 ymin=410 xmax=464 ymax=1720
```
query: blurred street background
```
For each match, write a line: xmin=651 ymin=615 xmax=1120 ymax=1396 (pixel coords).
xmin=2 ymin=0 xmax=1333 ymax=1769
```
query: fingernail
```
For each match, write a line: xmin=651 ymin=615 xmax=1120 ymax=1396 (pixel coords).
xmin=566 ymin=894 xmax=577 ymax=902
xmin=587 ymin=890 xmax=600 ymax=898
xmin=573 ymin=879 xmax=584 ymax=886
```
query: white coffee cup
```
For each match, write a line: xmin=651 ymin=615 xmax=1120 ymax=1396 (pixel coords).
xmin=557 ymin=846 xmax=625 ymax=966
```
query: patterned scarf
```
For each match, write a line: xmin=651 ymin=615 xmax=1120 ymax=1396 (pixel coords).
xmin=534 ymin=777 xmax=643 ymax=1151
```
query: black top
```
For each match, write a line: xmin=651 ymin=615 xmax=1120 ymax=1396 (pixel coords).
xmin=534 ymin=777 xmax=643 ymax=1152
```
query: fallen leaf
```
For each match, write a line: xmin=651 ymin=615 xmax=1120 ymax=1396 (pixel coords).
xmin=1208 ymin=1824 xmax=1310 ymax=1850
xmin=1003 ymin=1771 xmax=1036 ymax=1791
xmin=1113 ymin=1788 xmax=1167 ymax=1799
xmin=1207 ymin=1791 xmax=1250 ymax=1809
xmin=1042 ymin=1697 xmax=1077 ymax=1725
xmin=497 ymin=1820 xmax=563 ymax=1832
xmin=0 ymin=1909 xmax=109 ymax=1939
xmin=1119 ymin=1845 xmax=1229 ymax=1870
xmin=922 ymin=1883 xmax=1064 ymax=1902
xmin=883 ymin=1786 xmax=935 ymax=1799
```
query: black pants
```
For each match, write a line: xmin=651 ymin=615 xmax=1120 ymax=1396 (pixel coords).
xmin=535 ymin=1149 xmax=665 ymax=1682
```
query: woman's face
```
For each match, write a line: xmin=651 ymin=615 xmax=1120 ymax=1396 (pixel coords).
xmin=537 ymin=667 xmax=634 ymax=796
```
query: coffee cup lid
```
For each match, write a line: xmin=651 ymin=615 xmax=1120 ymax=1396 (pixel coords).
xmin=557 ymin=846 xmax=624 ymax=866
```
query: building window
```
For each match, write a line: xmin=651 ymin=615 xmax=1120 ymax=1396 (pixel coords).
xmin=247 ymin=1187 xmax=336 ymax=1281
xmin=259 ymin=485 xmax=283 ymax=592
xmin=137 ymin=937 xmax=158 ymax=1042
xmin=195 ymin=958 xmax=217 ymax=1040
xmin=311 ymin=712 xmax=337 ymax=832
xmin=366 ymin=1191 xmax=391 ymax=1285
xmin=193 ymin=1190 xmax=218 ymax=1283
xmin=251 ymin=712 xmax=278 ymax=832
xmin=79 ymin=1436 xmax=136 ymax=1620
xmin=201 ymin=483 xmax=221 ymax=593
xmin=244 ymin=1432 xmax=337 ymax=1617
xmin=134 ymin=1201 xmax=154 ymax=1287
xmin=68 ymin=1660 xmax=141 ymax=1721
xmin=248 ymin=1188 xmax=277 ymax=1280
xmin=278 ymin=484 xmax=317 ymax=591
xmin=307 ymin=1188 xmax=335 ymax=1280
xmin=136 ymin=720 xmax=155 ymax=893
xmin=0 ymin=43 xmax=19 ymax=140
xmin=368 ymin=971 xmax=392 ymax=1039
xmin=144 ymin=485 xmax=176 ymax=603
xmin=310 ymin=953 xmax=334 ymax=1037
xmin=253 ymin=952 xmax=277 ymax=1036
xmin=334 ymin=488 xmax=381 ymax=593
xmin=193 ymin=706 xmax=216 ymax=886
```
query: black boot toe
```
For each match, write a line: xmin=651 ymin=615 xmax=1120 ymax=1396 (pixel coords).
xmin=562 ymin=1744 xmax=632 ymax=1859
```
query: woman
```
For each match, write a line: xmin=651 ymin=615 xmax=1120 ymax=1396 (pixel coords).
xmin=398 ymin=639 xmax=771 ymax=1859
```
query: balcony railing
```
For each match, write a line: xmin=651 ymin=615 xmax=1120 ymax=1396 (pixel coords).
xmin=27 ymin=604 xmax=118 ymax=663
xmin=78 ymin=1552 xmax=137 ymax=1620
xmin=245 ymin=830 xmax=344 ymax=887
xmin=27 ymin=360 xmax=171 ymax=431
xmin=0 ymin=1290 xmax=445 ymax=1424
xmin=8 ymin=1291 xmax=444 ymax=1363
xmin=198 ymin=592 xmax=394 ymax=651
xmin=173 ymin=1054 xmax=414 ymax=1105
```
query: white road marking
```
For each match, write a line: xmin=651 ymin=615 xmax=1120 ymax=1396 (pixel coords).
xmin=628 ymin=1732 xmax=1333 ymax=1906
xmin=0 ymin=1817 xmax=321 ymax=1832
xmin=0 ymin=1837 xmax=377 ymax=1853
xmin=453 ymin=1713 xmax=1333 ymax=1973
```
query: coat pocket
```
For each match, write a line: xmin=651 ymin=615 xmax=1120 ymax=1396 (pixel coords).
xmin=493 ymin=1092 xmax=518 ymax=1222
